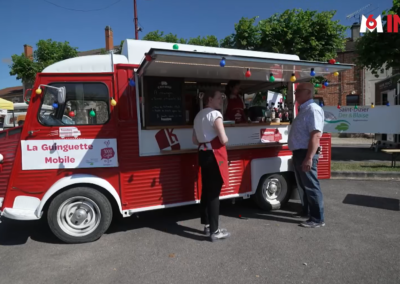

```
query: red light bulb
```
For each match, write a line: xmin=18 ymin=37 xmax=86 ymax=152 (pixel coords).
xmin=337 ymin=104 xmax=341 ymax=109
xmin=245 ymin=68 xmax=251 ymax=78
xmin=69 ymin=111 xmax=75 ymax=117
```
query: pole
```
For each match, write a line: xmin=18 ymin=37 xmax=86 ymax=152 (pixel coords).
xmin=134 ymin=0 xmax=138 ymax=39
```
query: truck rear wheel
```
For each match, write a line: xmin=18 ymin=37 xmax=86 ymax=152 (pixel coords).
xmin=253 ymin=174 xmax=290 ymax=211
xmin=47 ymin=187 xmax=113 ymax=244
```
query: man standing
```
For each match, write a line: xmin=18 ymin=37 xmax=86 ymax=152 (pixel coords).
xmin=288 ymin=82 xmax=325 ymax=228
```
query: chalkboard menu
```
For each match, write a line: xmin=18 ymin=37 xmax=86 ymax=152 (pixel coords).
xmin=145 ymin=77 xmax=185 ymax=126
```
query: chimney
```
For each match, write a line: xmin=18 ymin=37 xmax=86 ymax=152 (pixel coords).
xmin=351 ymin=22 xmax=361 ymax=41
xmin=24 ymin=44 xmax=33 ymax=60
xmin=105 ymin=26 xmax=113 ymax=52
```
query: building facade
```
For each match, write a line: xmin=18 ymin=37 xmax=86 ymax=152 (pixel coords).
xmin=315 ymin=23 xmax=393 ymax=107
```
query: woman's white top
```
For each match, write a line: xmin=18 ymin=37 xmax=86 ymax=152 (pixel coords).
xmin=193 ymin=108 xmax=223 ymax=150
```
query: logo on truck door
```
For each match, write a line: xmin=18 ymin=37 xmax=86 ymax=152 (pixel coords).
xmin=155 ymin=129 xmax=181 ymax=150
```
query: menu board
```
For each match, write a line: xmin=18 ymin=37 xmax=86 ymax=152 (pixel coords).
xmin=145 ymin=77 xmax=185 ymax=126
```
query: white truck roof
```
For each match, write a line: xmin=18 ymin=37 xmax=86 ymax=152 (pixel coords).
xmin=42 ymin=39 xmax=300 ymax=73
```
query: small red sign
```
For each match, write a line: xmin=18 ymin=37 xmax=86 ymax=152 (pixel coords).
xmin=260 ymin=128 xmax=282 ymax=143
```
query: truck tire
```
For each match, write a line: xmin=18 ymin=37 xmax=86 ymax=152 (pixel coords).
xmin=47 ymin=187 xmax=113 ymax=244
xmin=253 ymin=174 xmax=290 ymax=211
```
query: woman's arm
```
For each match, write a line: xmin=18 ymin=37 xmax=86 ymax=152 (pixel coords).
xmin=192 ymin=129 xmax=199 ymax=145
xmin=214 ymin=117 xmax=228 ymax=145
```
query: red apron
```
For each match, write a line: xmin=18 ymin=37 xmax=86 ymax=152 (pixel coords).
xmin=225 ymin=96 xmax=246 ymax=123
xmin=199 ymin=136 xmax=230 ymax=187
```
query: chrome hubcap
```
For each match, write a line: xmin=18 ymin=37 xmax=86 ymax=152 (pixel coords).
xmin=57 ymin=196 xmax=101 ymax=237
xmin=262 ymin=178 xmax=282 ymax=200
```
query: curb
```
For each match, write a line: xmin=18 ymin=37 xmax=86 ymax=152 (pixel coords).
xmin=331 ymin=171 xmax=400 ymax=180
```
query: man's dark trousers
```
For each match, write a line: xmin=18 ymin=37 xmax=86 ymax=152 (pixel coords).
xmin=292 ymin=149 xmax=324 ymax=223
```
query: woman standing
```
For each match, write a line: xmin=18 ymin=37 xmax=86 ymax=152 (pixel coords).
xmin=192 ymin=89 xmax=231 ymax=242
xmin=224 ymin=80 xmax=247 ymax=123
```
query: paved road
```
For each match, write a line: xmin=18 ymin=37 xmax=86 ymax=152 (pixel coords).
xmin=0 ymin=180 xmax=399 ymax=284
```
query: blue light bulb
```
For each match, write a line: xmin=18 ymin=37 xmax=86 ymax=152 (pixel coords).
xmin=310 ymin=69 xmax=316 ymax=76
xmin=220 ymin=58 xmax=226 ymax=67
xmin=324 ymin=81 xmax=329 ymax=87
xmin=320 ymin=102 xmax=324 ymax=107
xmin=129 ymin=79 xmax=136 ymax=87
xmin=387 ymin=102 xmax=390 ymax=106
xmin=53 ymin=103 xmax=58 ymax=108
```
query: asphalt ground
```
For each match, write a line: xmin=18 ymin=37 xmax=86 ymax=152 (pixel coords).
xmin=0 ymin=179 xmax=399 ymax=284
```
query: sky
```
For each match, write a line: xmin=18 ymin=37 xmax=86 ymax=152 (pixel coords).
xmin=0 ymin=0 xmax=394 ymax=89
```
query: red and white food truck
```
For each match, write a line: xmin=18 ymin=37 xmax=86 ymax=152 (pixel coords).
xmin=0 ymin=40 xmax=351 ymax=243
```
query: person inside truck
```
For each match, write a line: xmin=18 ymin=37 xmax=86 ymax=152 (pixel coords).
xmin=224 ymin=80 xmax=247 ymax=123
xmin=192 ymin=89 xmax=231 ymax=242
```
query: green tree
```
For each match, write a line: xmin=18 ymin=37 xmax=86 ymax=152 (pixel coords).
xmin=221 ymin=10 xmax=347 ymax=61
xmin=142 ymin=30 xmax=187 ymax=43
xmin=9 ymin=39 xmax=78 ymax=84
xmin=220 ymin=17 xmax=261 ymax=50
xmin=355 ymin=0 xmax=400 ymax=76
xmin=187 ymin=35 xmax=219 ymax=47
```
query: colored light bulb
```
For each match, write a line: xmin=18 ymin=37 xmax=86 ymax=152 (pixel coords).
xmin=110 ymin=98 xmax=117 ymax=106
xmin=334 ymin=72 xmax=339 ymax=77
xmin=290 ymin=74 xmax=296 ymax=82
xmin=173 ymin=44 xmax=179 ymax=50
xmin=269 ymin=73 xmax=275 ymax=82
xmin=69 ymin=111 xmax=75 ymax=117
xmin=324 ymin=81 xmax=329 ymax=87
xmin=53 ymin=103 xmax=58 ymax=108
xmin=245 ymin=68 xmax=251 ymax=78
xmin=129 ymin=79 xmax=135 ymax=87
xmin=371 ymin=103 xmax=375 ymax=108
xmin=89 ymin=110 xmax=96 ymax=117
xmin=337 ymin=104 xmax=341 ymax=109
xmin=220 ymin=58 xmax=226 ymax=67
xmin=310 ymin=68 xmax=316 ymax=76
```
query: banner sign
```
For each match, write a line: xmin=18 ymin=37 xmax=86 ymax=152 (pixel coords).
xmin=21 ymin=139 xmax=118 ymax=170
xmin=323 ymin=105 xmax=400 ymax=134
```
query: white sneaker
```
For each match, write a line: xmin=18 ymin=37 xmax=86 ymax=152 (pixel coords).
xmin=210 ymin=229 xmax=231 ymax=242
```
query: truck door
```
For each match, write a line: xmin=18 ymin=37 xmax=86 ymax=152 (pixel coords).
xmin=9 ymin=75 xmax=120 ymax=198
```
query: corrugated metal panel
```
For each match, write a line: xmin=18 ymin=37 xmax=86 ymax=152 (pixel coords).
xmin=318 ymin=133 xmax=331 ymax=179
xmin=0 ymin=127 xmax=21 ymax=198
xmin=221 ymin=152 xmax=245 ymax=196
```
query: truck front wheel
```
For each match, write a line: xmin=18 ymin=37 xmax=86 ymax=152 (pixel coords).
xmin=47 ymin=187 xmax=113 ymax=244
xmin=253 ymin=174 xmax=291 ymax=211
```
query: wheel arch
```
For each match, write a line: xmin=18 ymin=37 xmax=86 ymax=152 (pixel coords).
xmin=250 ymin=155 xmax=295 ymax=194
xmin=35 ymin=174 xmax=122 ymax=218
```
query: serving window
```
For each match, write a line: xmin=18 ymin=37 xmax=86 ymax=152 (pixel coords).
xmin=136 ymin=48 xmax=353 ymax=129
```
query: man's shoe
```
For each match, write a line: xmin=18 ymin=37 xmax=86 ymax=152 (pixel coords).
xmin=210 ymin=229 xmax=231 ymax=242
xmin=300 ymin=220 xmax=325 ymax=228
xmin=204 ymin=226 xmax=227 ymax=236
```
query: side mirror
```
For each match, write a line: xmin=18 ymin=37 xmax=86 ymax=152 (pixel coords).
xmin=57 ymin=87 xmax=66 ymax=104
xmin=35 ymin=85 xmax=66 ymax=104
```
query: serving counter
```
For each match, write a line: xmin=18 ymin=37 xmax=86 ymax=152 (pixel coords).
xmin=139 ymin=121 xmax=291 ymax=156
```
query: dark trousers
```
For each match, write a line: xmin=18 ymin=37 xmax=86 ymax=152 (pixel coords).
xmin=199 ymin=150 xmax=223 ymax=234
xmin=292 ymin=150 xmax=325 ymax=223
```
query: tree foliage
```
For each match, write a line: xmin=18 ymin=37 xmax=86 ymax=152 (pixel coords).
xmin=221 ymin=10 xmax=347 ymax=61
xmin=142 ymin=30 xmax=219 ymax=47
xmin=9 ymin=39 xmax=78 ymax=83
xmin=355 ymin=0 xmax=400 ymax=76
